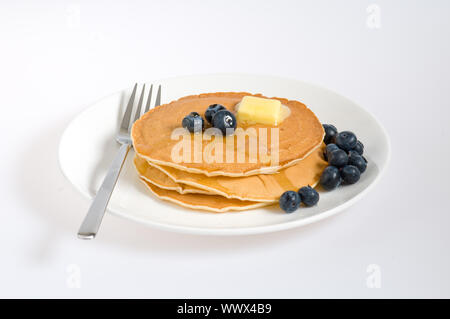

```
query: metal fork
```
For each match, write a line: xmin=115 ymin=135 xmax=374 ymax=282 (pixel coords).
xmin=77 ymin=83 xmax=162 ymax=239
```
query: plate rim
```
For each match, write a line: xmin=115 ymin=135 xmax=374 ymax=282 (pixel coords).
xmin=58 ymin=73 xmax=391 ymax=236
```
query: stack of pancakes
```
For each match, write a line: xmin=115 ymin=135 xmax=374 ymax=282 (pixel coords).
xmin=131 ymin=92 xmax=326 ymax=212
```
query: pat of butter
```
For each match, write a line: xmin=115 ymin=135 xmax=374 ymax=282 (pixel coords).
xmin=237 ymin=96 xmax=282 ymax=126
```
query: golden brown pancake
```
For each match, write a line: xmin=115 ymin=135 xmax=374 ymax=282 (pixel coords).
xmin=139 ymin=178 xmax=269 ymax=213
xmin=134 ymin=155 xmax=211 ymax=195
xmin=131 ymin=92 xmax=324 ymax=177
xmin=136 ymin=144 xmax=327 ymax=202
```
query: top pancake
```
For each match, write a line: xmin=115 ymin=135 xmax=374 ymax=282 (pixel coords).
xmin=131 ymin=92 xmax=324 ymax=177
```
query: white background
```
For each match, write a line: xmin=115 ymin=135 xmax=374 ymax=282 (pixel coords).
xmin=1 ymin=0 xmax=449 ymax=298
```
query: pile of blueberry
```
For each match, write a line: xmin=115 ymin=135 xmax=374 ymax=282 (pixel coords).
xmin=182 ymin=104 xmax=237 ymax=135
xmin=278 ymin=124 xmax=367 ymax=213
xmin=320 ymin=124 xmax=367 ymax=190
xmin=279 ymin=186 xmax=320 ymax=213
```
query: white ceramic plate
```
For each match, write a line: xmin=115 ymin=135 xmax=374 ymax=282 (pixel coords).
xmin=59 ymin=74 xmax=390 ymax=235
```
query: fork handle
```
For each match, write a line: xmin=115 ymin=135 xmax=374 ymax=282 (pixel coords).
xmin=78 ymin=143 xmax=131 ymax=239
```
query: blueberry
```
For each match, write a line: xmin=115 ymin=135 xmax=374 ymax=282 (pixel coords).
xmin=328 ymin=149 xmax=348 ymax=167
xmin=320 ymin=166 xmax=341 ymax=190
xmin=212 ymin=110 xmax=237 ymax=135
xmin=182 ymin=112 xmax=204 ymax=133
xmin=348 ymin=150 xmax=359 ymax=157
xmin=324 ymin=143 xmax=340 ymax=161
xmin=323 ymin=124 xmax=338 ymax=144
xmin=351 ymin=140 xmax=364 ymax=155
xmin=279 ymin=191 xmax=301 ymax=213
xmin=205 ymin=104 xmax=226 ymax=124
xmin=348 ymin=152 xmax=367 ymax=173
xmin=335 ymin=131 xmax=357 ymax=151
xmin=340 ymin=165 xmax=360 ymax=184
xmin=298 ymin=186 xmax=319 ymax=207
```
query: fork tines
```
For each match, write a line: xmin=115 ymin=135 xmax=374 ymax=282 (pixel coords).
xmin=122 ymin=83 xmax=161 ymax=132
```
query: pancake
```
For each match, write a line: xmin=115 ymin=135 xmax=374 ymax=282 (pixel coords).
xmin=139 ymin=178 xmax=269 ymax=213
xmin=131 ymin=92 xmax=324 ymax=177
xmin=134 ymin=155 xmax=211 ymax=195
xmin=137 ymin=143 xmax=327 ymax=202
